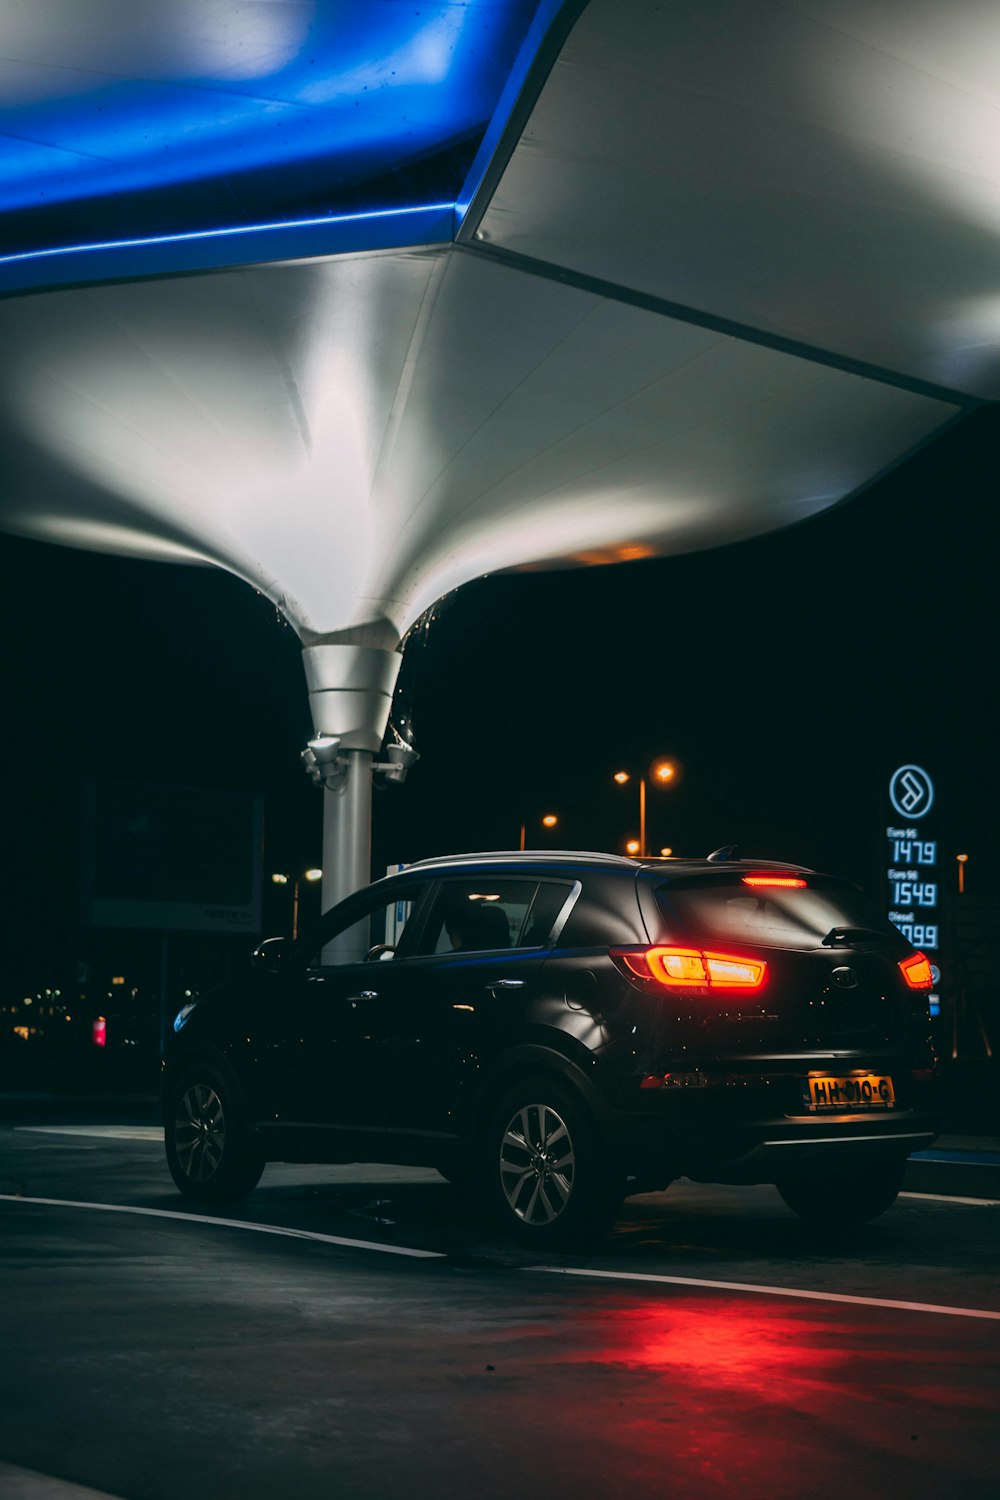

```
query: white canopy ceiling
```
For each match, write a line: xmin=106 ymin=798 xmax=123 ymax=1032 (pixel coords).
xmin=474 ymin=0 xmax=1000 ymax=400
xmin=0 ymin=0 xmax=990 ymax=650
xmin=0 ymin=246 xmax=955 ymax=641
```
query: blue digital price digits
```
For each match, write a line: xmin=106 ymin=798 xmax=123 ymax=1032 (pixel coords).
xmin=892 ymin=922 xmax=939 ymax=950
xmin=891 ymin=880 xmax=937 ymax=906
xmin=891 ymin=839 xmax=936 ymax=865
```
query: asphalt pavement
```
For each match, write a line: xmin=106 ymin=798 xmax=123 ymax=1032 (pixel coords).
xmin=1 ymin=1116 xmax=998 ymax=1500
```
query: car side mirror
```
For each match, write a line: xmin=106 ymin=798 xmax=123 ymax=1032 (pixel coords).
xmin=251 ymin=936 xmax=288 ymax=974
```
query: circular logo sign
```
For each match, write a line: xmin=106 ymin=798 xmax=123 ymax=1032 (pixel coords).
xmin=889 ymin=764 xmax=934 ymax=820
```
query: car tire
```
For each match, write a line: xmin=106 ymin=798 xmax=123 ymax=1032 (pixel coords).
xmin=776 ymin=1156 xmax=906 ymax=1226
xmin=484 ymin=1076 xmax=623 ymax=1249
xmin=165 ymin=1064 xmax=264 ymax=1203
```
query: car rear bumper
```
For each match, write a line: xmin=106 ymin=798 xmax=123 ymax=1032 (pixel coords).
xmin=681 ymin=1115 xmax=938 ymax=1184
xmin=598 ymin=1054 xmax=940 ymax=1186
xmin=609 ymin=1097 xmax=939 ymax=1187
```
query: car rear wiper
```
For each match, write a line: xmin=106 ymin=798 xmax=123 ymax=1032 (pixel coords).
xmin=821 ymin=926 xmax=892 ymax=948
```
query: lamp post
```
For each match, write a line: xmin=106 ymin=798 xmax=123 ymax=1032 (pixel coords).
xmin=613 ymin=759 xmax=677 ymax=857
xmin=271 ymin=868 xmax=323 ymax=940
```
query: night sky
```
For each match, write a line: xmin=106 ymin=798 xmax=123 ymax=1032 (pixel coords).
xmin=1 ymin=402 xmax=996 ymax=994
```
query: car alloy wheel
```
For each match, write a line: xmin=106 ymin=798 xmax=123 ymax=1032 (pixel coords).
xmin=174 ymin=1082 xmax=227 ymax=1183
xmin=499 ymin=1101 xmax=576 ymax=1227
xmin=487 ymin=1076 xmax=622 ymax=1247
xmin=164 ymin=1064 xmax=264 ymax=1203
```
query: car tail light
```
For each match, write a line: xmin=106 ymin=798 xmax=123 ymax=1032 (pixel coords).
xmin=899 ymin=952 xmax=933 ymax=990
xmin=742 ymin=873 xmax=807 ymax=888
xmin=612 ymin=946 xmax=767 ymax=991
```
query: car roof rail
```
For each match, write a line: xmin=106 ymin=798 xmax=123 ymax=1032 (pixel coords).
xmin=403 ymin=849 xmax=639 ymax=870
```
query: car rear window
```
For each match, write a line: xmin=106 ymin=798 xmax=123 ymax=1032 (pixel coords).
xmin=653 ymin=874 xmax=896 ymax=951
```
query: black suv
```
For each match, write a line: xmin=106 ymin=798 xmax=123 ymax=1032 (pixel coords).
xmin=162 ymin=851 xmax=939 ymax=1245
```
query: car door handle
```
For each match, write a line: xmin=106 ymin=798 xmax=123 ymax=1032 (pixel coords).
xmin=487 ymin=979 xmax=524 ymax=991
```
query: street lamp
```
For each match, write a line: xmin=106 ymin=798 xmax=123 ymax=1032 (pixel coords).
xmin=956 ymin=853 xmax=969 ymax=894
xmin=519 ymin=813 xmax=559 ymax=850
xmin=613 ymin=759 xmax=677 ymax=857
xmin=271 ymin=868 xmax=323 ymax=939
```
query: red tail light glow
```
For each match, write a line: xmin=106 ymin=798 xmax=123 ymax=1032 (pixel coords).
xmin=742 ymin=873 xmax=807 ymax=889
xmin=612 ymin=946 xmax=767 ymax=991
xmin=899 ymin=952 xmax=933 ymax=990
xmin=92 ymin=1016 xmax=107 ymax=1048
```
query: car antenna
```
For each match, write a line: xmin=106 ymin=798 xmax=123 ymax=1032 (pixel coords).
xmin=706 ymin=843 xmax=739 ymax=863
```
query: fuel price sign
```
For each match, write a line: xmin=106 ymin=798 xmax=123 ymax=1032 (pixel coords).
xmin=884 ymin=762 xmax=940 ymax=1015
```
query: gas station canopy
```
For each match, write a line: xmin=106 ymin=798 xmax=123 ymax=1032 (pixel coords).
xmin=0 ymin=0 xmax=994 ymax=651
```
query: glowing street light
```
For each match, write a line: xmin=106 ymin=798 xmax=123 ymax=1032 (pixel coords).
xmin=271 ymin=867 xmax=323 ymax=939
xmin=519 ymin=813 xmax=559 ymax=850
xmin=956 ymin=853 xmax=969 ymax=894
xmin=613 ymin=759 xmax=678 ymax=857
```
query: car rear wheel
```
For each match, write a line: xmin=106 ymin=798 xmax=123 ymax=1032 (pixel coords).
xmin=485 ymin=1077 xmax=623 ymax=1248
xmin=165 ymin=1065 xmax=264 ymax=1203
xmin=776 ymin=1156 xmax=906 ymax=1226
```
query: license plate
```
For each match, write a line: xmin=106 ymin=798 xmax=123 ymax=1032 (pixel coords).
xmin=801 ymin=1074 xmax=895 ymax=1111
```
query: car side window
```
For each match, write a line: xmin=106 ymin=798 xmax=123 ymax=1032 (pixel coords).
xmin=417 ymin=879 xmax=541 ymax=956
xmin=303 ymin=882 xmax=429 ymax=968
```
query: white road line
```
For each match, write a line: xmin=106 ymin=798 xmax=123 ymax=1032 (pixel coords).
xmin=900 ymin=1190 xmax=1000 ymax=1207
xmin=3 ymin=1194 xmax=996 ymax=1316
xmin=0 ymin=1461 xmax=126 ymax=1499
xmin=16 ymin=1126 xmax=163 ymax=1141
xmin=0 ymin=1193 xmax=443 ymax=1259
xmin=530 ymin=1266 xmax=1000 ymax=1321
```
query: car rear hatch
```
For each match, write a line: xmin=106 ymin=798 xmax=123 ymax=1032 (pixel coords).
xmin=638 ymin=867 xmax=918 ymax=1058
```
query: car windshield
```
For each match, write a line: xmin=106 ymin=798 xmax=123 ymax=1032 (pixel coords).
xmin=653 ymin=873 xmax=896 ymax=951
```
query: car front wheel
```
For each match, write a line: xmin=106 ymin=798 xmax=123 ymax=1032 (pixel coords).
xmin=485 ymin=1077 xmax=622 ymax=1248
xmin=165 ymin=1065 xmax=264 ymax=1203
xmin=776 ymin=1156 xmax=906 ymax=1226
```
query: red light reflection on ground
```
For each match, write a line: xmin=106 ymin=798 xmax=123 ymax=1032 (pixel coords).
xmin=583 ymin=1298 xmax=844 ymax=1397
xmin=543 ymin=1288 xmax=1000 ymax=1493
xmin=548 ymin=1295 xmax=852 ymax=1490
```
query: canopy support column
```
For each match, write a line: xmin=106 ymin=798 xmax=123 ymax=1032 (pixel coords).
xmin=320 ymin=749 xmax=374 ymax=961
xmin=300 ymin=637 xmax=404 ymax=925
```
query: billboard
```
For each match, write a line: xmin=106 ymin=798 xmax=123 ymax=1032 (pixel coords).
xmin=81 ymin=779 xmax=263 ymax=934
